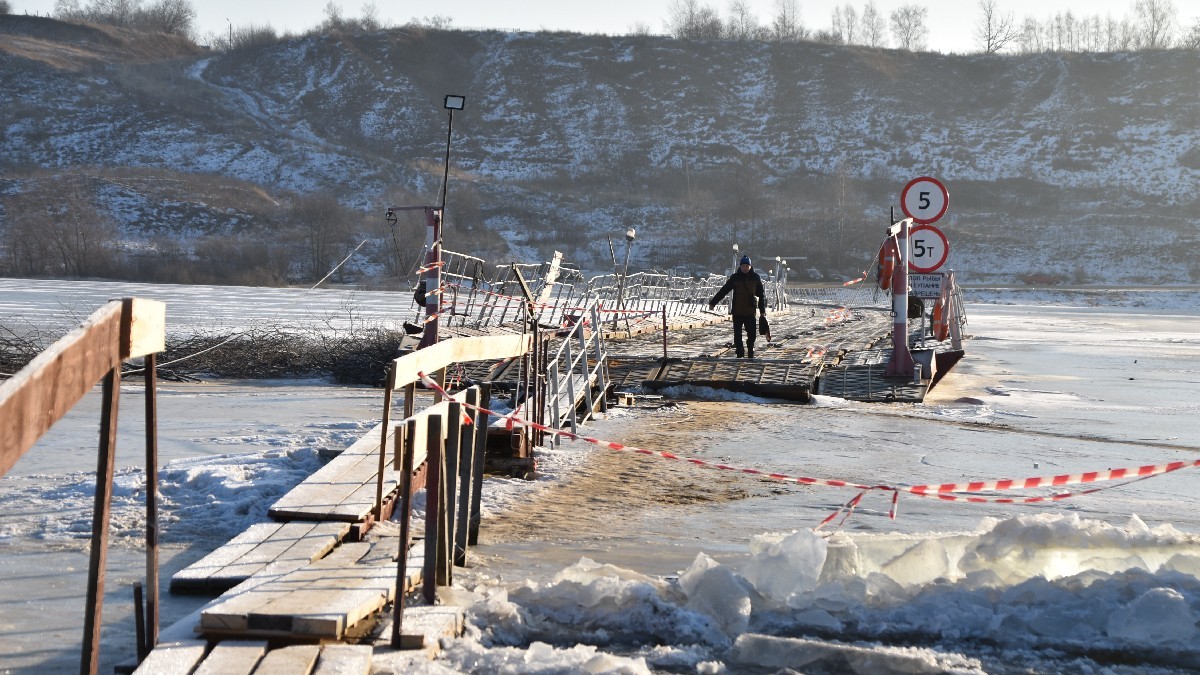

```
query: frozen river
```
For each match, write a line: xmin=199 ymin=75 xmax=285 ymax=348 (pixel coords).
xmin=2 ymin=279 xmax=1200 ymax=673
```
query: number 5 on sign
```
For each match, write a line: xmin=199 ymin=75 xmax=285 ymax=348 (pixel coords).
xmin=908 ymin=224 xmax=950 ymax=273
xmin=901 ymin=176 xmax=949 ymax=224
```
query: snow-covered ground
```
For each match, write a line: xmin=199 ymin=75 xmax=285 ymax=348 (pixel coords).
xmin=2 ymin=281 xmax=1199 ymax=673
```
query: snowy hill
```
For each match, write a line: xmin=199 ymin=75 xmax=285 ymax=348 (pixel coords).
xmin=1 ymin=15 xmax=1197 ymax=284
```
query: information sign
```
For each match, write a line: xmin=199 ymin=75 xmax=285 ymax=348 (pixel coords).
xmin=909 ymin=273 xmax=945 ymax=299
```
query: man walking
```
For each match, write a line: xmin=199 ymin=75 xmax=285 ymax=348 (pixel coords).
xmin=709 ymin=255 xmax=766 ymax=358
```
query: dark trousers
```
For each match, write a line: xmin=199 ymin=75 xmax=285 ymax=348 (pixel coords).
xmin=732 ymin=314 xmax=755 ymax=357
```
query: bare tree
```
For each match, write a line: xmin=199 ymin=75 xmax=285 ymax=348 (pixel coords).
xmin=1182 ymin=17 xmax=1200 ymax=49
xmin=666 ymin=0 xmax=723 ymax=39
xmin=0 ymin=1 xmax=12 ymax=15
xmin=293 ymin=194 xmax=354 ymax=281
xmin=2 ymin=180 xmax=119 ymax=278
xmin=725 ymin=0 xmax=762 ymax=40
xmin=320 ymin=1 xmax=347 ymax=32
xmin=832 ymin=4 xmax=859 ymax=44
xmin=360 ymin=1 xmax=381 ymax=31
xmin=1133 ymin=0 xmax=1177 ymax=48
xmin=890 ymin=4 xmax=928 ymax=51
xmin=141 ymin=0 xmax=195 ymax=36
xmin=861 ymin=2 xmax=887 ymax=47
xmin=975 ymin=0 xmax=1017 ymax=53
xmin=769 ymin=0 xmax=806 ymax=41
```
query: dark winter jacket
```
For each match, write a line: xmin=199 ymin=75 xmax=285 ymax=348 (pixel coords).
xmin=710 ymin=269 xmax=765 ymax=316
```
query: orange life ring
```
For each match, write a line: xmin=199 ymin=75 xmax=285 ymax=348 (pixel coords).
xmin=931 ymin=298 xmax=951 ymax=341
xmin=876 ymin=241 xmax=895 ymax=291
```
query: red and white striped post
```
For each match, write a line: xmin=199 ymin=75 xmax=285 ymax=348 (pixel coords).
xmin=885 ymin=219 xmax=915 ymax=376
xmin=418 ymin=207 xmax=442 ymax=349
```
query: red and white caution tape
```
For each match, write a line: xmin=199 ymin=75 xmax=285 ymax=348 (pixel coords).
xmin=412 ymin=372 xmax=1200 ymax=528
xmin=843 ymin=270 xmax=868 ymax=286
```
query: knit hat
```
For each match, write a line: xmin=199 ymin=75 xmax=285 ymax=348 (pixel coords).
xmin=740 ymin=255 xmax=751 ymax=266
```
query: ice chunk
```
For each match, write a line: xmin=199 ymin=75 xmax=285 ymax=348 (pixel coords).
xmin=881 ymin=539 xmax=951 ymax=587
xmin=739 ymin=529 xmax=827 ymax=606
xmin=728 ymin=634 xmax=985 ymax=674
xmin=819 ymin=531 xmax=864 ymax=584
xmin=679 ymin=553 xmax=753 ymax=636
xmin=1162 ymin=553 xmax=1200 ymax=577
xmin=1107 ymin=587 xmax=1200 ymax=644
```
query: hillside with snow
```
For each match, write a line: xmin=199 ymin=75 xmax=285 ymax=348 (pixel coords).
xmin=0 ymin=15 xmax=1197 ymax=285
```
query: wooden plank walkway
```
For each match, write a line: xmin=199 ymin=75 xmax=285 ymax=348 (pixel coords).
xmin=132 ymin=640 xmax=374 ymax=675
xmin=171 ymin=521 xmax=350 ymax=594
xmin=268 ymin=421 xmax=408 ymax=522
xmin=198 ymin=542 xmax=398 ymax=640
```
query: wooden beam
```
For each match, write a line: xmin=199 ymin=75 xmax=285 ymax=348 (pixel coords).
xmin=0 ymin=297 xmax=166 ymax=478
xmin=389 ymin=334 xmax=531 ymax=389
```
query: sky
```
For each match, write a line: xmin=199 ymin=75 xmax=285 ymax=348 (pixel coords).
xmin=9 ymin=0 xmax=1200 ymax=54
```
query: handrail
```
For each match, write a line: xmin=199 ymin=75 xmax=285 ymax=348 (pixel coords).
xmin=0 ymin=297 xmax=165 ymax=675
xmin=0 ymin=297 xmax=164 ymax=476
xmin=545 ymin=299 xmax=608 ymax=444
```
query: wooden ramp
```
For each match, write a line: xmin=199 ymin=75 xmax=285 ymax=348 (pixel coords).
xmin=170 ymin=521 xmax=350 ymax=594
xmin=649 ymin=357 xmax=818 ymax=402
xmin=818 ymin=349 xmax=930 ymax=402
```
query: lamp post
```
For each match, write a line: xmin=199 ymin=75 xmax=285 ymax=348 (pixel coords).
xmin=414 ymin=95 xmax=465 ymax=350
xmin=439 ymin=94 xmax=465 ymax=212
xmin=614 ymin=227 xmax=636 ymax=328
xmin=731 ymin=243 xmax=739 ymax=276
xmin=226 ymin=18 xmax=232 ymax=50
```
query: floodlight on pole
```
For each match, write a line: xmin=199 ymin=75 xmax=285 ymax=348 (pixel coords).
xmin=439 ymin=94 xmax=465 ymax=212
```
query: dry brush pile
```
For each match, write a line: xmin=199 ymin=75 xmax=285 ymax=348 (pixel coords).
xmin=1 ymin=322 xmax=406 ymax=385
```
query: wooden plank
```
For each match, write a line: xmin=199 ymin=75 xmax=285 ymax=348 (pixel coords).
xmin=131 ymin=639 xmax=208 ymax=675
xmin=172 ymin=521 xmax=349 ymax=593
xmin=127 ymin=298 xmax=166 ymax=358
xmin=200 ymin=543 xmax=397 ymax=639
xmin=390 ymin=334 xmax=532 ymax=389
xmin=312 ymin=644 xmax=372 ymax=675
xmin=270 ymin=403 xmax=446 ymax=521
xmin=0 ymin=301 xmax=122 ymax=477
xmin=192 ymin=640 xmax=268 ymax=675
xmin=0 ymin=298 xmax=167 ymax=478
xmin=251 ymin=644 xmax=320 ymax=675
xmin=396 ymin=605 xmax=465 ymax=650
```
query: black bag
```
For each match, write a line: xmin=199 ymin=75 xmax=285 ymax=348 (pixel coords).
xmin=758 ymin=315 xmax=771 ymax=342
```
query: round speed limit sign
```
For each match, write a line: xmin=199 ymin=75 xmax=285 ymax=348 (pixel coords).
xmin=901 ymin=176 xmax=949 ymax=224
xmin=908 ymin=224 xmax=950 ymax=273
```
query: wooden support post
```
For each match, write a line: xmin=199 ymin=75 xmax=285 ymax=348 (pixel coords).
xmin=376 ymin=363 xmax=395 ymax=520
xmin=82 ymin=368 xmax=120 ymax=675
xmin=662 ymin=306 xmax=668 ymax=360
xmin=442 ymin=402 xmax=462 ymax=585
xmin=468 ymin=383 xmax=490 ymax=546
xmin=133 ymin=582 xmax=146 ymax=661
xmin=454 ymin=388 xmax=479 ymax=566
xmin=391 ymin=419 xmax=417 ymax=649
xmin=422 ymin=415 xmax=443 ymax=605
xmin=143 ymin=353 xmax=159 ymax=655
xmin=396 ymin=382 xmax=416 ymax=471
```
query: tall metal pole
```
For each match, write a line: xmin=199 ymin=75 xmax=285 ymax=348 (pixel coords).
xmin=439 ymin=109 xmax=454 ymax=212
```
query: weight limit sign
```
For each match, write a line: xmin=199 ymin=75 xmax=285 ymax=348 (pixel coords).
xmin=901 ymin=176 xmax=949 ymax=225
xmin=908 ymin=224 xmax=949 ymax=273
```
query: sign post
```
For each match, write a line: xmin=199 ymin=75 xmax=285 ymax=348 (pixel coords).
xmin=885 ymin=219 xmax=915 ymax=377
xmin=888 ymin=176 xmax=950 ymax=378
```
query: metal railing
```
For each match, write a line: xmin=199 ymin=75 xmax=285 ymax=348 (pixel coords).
xmin=545 ymin=299 xmax=609 ymax=443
